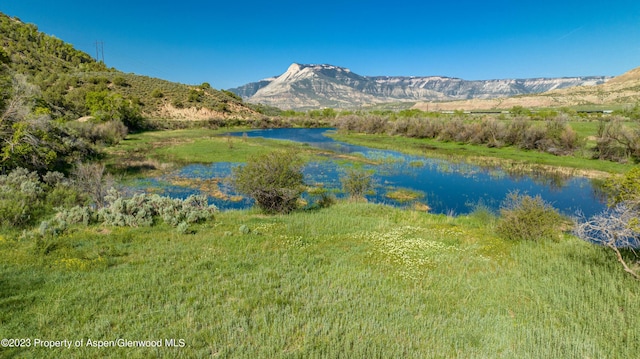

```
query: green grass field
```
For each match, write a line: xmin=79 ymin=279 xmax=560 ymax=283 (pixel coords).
xmin=1 ymin=202 xmax=638 ymax=358
xmin=3 ymin=126 xmax=639 ymax=358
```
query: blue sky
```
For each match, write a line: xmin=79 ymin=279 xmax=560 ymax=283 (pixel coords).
xmin=2 ymin=1 xmax=639 ymax=89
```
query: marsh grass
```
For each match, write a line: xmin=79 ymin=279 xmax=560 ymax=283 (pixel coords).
xmin=106 ymin=129 xmax=360 ymax=179
xmin=1 ymin=202 xmax=639 ymax=358
xmin=385 ymin=188 xmax=424 ymax=202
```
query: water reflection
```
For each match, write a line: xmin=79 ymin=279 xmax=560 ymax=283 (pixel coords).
xmin=128 ymin=128 xmax=607 ymax=216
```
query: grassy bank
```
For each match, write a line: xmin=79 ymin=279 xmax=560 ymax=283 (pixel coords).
xmin=1 ymin=202 xmax=638 ymax=358
xmin=104 ymin=129 xmax=328 ymax=177
xmin=330 ymin=131 xmax=634 ymax=176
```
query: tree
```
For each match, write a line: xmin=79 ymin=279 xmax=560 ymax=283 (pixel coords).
xmin=593 ymin=117 xmax=640 ymax=162
xmin=574 ymin=204 xmax=639 ymax=279
xmin=574 ymin=167 xmax=640 ymax=279
xmin=604 ymin=166 xmax=640 ymax=206
xmin=231 ymin=151 xmax=305 ymax=214
xmin=84 ymin=90 xmax=142 ymax=129
xmin=0 ymin=75 xmax=57 ymax=173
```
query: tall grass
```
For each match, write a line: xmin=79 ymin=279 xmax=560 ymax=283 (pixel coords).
xmin=1 ymin=202 xmax=638 ymax=358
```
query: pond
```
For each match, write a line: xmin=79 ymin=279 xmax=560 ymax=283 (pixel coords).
xmin=128 ymin=128 xmax=607 ymax=217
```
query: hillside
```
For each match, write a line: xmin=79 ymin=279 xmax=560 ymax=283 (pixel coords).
xmin=0 ymin=12 xmax=260 ymax=121
xmin=0 ymin=12 xmax=271 ymax=174
xmin=229 ymin=63 xmax=611 ymax=110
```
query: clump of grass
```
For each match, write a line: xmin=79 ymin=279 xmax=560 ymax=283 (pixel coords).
xmin=385 ymin=188 xmax=424 ymax=202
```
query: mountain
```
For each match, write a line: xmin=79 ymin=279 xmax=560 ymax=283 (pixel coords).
xmin=229 ymin=63 xmax=612 ymax=110
xmin=411 ymin=65 xmax=640 ymax=112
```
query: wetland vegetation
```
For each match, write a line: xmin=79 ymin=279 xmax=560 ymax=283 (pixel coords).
xmin=3 ymin=112 xmax=639 ymax=357
xmin=2 ymin=12 xmax=640 ymax=357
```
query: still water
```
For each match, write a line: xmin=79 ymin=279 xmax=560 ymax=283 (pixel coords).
xmin=129 ymin=128 xmax=607 ymax=216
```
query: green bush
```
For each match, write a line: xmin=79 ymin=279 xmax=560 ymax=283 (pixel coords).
xmin=69 ymin=120 xmax=128 ymax=145
xmin=496 ymin=191 xmax=564 ymax=241
xmin=335 ymin=113 xmax=582 ymax=156
xmin=0 ymin=168 xmax=43 ymax=227
xmin=341 ymin=168 xmax=373 ymax=201
xmin=172 ymin=99 xmax=184 ymax=109
xmin=604 ymin=166 xmax=640 ymax=206
xmin=151 ymin=88 xmax=164 ymax=98
xmin=0 ymin=168 xmax=85 ymax=228
xmin=55 ymin=205 xmax=96 ymax=226
xmin=112 ymin=76 xmax=128 ymax=87
xmin=307 ymin=186 xmax=337 ymax=209
xmin=97 ymin=190 xmax=216 ymax=227
xmin=232 ymin=151 xmax=305 ymax=214
xmin=47 ymin=189 xmax=216 ymax=232
xmin=188 ymin=89 xmax=202 ymax=103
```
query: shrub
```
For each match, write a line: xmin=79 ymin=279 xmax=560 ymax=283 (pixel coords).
xmin=341 ymin=168 xmax=373 ymax=201
xmin=98 ymin=191 xmax=156 ymax=227
xmin=72 ymin=162 xmax=113 ymax=208
xmin=574 ymin=204 xmax=640 ymax=279
xmin=46 ymin=185 xmax=86 ymax=209
xmin=307 ymin=186 xmax=337 ymax=209
xmin=38 ymin=217 xmax=67 ymax=238
xmin=362 ymin=115 xmax=388 ymax=134
xmin=176 ymin=221 xmax=192 ymax=235
xmin=593 ymin=117 xmax=640 ymax=162
xmin=156 ymin=193 xmax=215 ymax=226
xmin=0 ymin=168 xmax=44 ymax=227
xmin=151 ymin=88 xmax=164 ymax=98
xmin=496 ymin=191 xmax=564 ymax=241
xmin=472 ymin=118 xmax=505 ymax=147
xmin=232 ymin=151 xmax=305 ymax=214
xmin=172 ymin=99 xmax=184 ymax=109
xmin=67 ymin=120 xmax=124 ymax=145
xmin=188 ymin=89 xmax=202 ymax=103
xmin=504 ymin=118 xmax=531 ymax=146
xmin=440 ymin=119 xmax=469 ymax=142
xmin=573 ymin=167 xmax=640 ymax=278
xmin=56 ymin=205 xmax=96 ymax=226
xmin=603 ymin=166 xmax=640 ymax=206
xmin=0 ymin=168 xmax=84 ymax=228
xmin=112 ymin=76 xmax=128 ymax=87
xmin=51 ymin=189 xmax=216 ymax=229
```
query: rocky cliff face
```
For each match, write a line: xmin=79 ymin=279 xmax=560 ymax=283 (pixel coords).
xmin=228 ymin=63 xmax=611 ymax=110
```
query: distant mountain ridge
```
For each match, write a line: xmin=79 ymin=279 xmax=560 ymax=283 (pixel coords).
xmin=229 ymin=63 xmax=612 ymax=110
